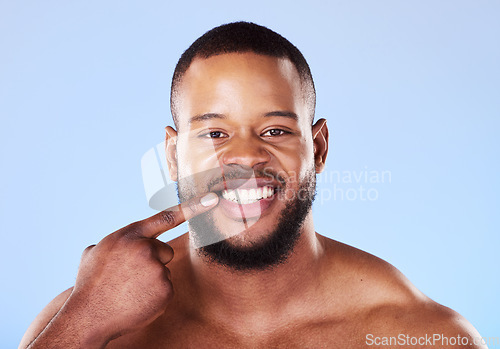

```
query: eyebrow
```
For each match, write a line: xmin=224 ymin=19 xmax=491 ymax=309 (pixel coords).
xmin=189 ymin=113 xmax=226 ymax=124
xmin=264 ymin=111 xmax=298 ymax=120
xmin=188 ymin=110 xmax=298 ymax=124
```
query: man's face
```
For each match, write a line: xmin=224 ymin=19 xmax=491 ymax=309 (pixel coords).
xmin=168 ymin=52 xmax=323 ymax=269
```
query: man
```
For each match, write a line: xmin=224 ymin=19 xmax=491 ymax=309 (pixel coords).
xmin=21 ymin=22 xmax=485 ymax=348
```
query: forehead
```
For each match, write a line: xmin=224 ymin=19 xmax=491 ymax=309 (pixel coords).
xmin=174 ymin=52 xmax=307 ymax=128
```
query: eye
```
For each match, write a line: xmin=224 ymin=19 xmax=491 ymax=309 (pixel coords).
xmin=201 ymin=131 xmax=228 ymax=139
xmin=262 ymin=129 xmax=288 ymax=137
xmin=209 ymin=131 xmax=223 ymax=138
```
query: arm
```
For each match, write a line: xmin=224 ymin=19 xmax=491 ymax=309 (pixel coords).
xmin=20 ymin=287 xmax=111 ymax=348
xmin=19 ymin=193 xmax=219 ymax=349
xmin=19 ymin=288 xmax=72 ymax=348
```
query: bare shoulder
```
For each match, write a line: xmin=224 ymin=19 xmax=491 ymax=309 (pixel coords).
xmin=319 ymin=236 xmax=486 ymax=348
xmin=320 ymin=237 xmax=427 ymax=305
xmin=19 ymin=287 xmax=73 ymax=348
xmin=364 ymin=301 xmax=487 ymax=348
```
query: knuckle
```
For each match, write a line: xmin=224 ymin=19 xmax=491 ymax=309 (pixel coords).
xmin=151 ymin=241 xmax=174 ymax=263
xmin=165 ymin=243 xmax=174 ymax=255
xmin=83 ymin=244 xmax=96 ymax=253
xmin=109 ymin=221 xmax=145 ymax=241
xmin=165 ymin=245 xmax=174 ymax=261
xmin=130 ymin=240 xmax=154 ymax=258
xmin=149 ymin=265 xmax=173 ymax=292
xmin=80 ymin=244 xmax=96 ymax=260
xmin=124 ymin=221 xmax=143 ymax=237
xmin=109 ymin=225 xmax=134 ymax=240
xmin=159 ymin=210 xmax=177 ymax=226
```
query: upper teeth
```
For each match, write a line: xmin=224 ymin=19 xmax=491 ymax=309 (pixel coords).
xmin=222 ymin=186 xmax=275 ymax=204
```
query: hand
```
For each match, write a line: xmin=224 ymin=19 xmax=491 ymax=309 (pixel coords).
xmin=68 ymin=192 xmax=219 ymax=345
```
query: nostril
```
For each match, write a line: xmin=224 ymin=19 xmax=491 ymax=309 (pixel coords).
xmin=221 ymin=145 xmax=271 ymax=168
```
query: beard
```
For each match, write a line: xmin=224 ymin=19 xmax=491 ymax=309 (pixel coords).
xmin=177 ymin=166 xmax=317 ymax=272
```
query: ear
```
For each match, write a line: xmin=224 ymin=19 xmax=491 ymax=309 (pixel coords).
xmin=311 ymin=118 xmax=329 ymax=173
xmin=165 ymin=126 xmax=178 ymax=181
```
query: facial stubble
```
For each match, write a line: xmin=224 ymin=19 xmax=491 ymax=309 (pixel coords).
xmin=177 ymin=168 xmax=316 ymax=272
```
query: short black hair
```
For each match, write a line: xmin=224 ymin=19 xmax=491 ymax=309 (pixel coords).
xmin=170 ymin=21 xmax=316 ymax=128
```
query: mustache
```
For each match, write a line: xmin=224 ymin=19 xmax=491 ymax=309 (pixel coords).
xmin=206 ymin=166 xmax=286 ymax=192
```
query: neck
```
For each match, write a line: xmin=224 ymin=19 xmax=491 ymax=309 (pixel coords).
xmin=185 ymin=214 xmax=326 ymax=331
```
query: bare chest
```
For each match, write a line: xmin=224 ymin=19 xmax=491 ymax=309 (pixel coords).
xmin=106 ymin=316 xmax=370 ymax=349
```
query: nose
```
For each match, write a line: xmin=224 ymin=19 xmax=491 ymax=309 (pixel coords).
xmin=220 ymin=135 xmax=271 ymax=168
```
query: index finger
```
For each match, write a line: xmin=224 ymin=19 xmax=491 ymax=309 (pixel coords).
xmin=139 ymin=192 xmax=219 ymax=239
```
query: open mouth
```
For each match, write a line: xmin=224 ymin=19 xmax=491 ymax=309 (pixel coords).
xmin=220 ymin=186 xmax=277 ymax=205
xmin=210 ymin=178 xmax=282 ymax=220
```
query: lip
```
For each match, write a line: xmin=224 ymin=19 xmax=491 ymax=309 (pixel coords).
xmin=208 ymin=176 xmax=284 ymax=221
xmin=218 ymin=189 xmax=278 ymax=220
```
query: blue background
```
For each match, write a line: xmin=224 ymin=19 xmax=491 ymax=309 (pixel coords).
xmin=1 ymin=1 xmax=498 ymax=347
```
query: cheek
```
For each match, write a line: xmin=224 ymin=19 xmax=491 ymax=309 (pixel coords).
xmin=277 ymin=140 xmax=314 ymax=185
xmin=176 ymin=137 xmax=220 ymax=177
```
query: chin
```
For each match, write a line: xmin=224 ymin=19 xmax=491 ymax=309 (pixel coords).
xmin=215 ymin=224 xmax=277 ymax=249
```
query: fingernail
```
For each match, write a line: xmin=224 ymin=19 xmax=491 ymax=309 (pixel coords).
xmin=200 ymin=192 xmax=219 ymax=207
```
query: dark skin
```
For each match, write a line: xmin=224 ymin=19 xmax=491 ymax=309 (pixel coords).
xmin=21 ymin=53 xmax=485 ymax=348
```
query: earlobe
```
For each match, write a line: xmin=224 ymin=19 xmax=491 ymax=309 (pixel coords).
xmin=165 ymin=126 xmax=178 ymax=181
xmin=311 ymin=118 xmax=329 ymax=174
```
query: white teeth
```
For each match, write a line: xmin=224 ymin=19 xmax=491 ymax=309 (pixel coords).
xmin=238 ymin=189 xmax=249 ymax=202
xmin=248 ymin=188 xmax=256 ymax=200
xmin=226 ymin=190 xmax=237 ymax=202
xmin=267 ymin=186 xmax=274 ymax=198
xmin=263 ymin=186 xmax=270 ymax=199
xmin=221 ymin=186 xmax=275 ymax=204
xmin=256 ymin=187 xmax=263 ymax=199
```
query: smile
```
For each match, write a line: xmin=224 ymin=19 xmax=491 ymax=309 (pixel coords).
xmin=221 ymin=186 xmax=276 ymax=205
